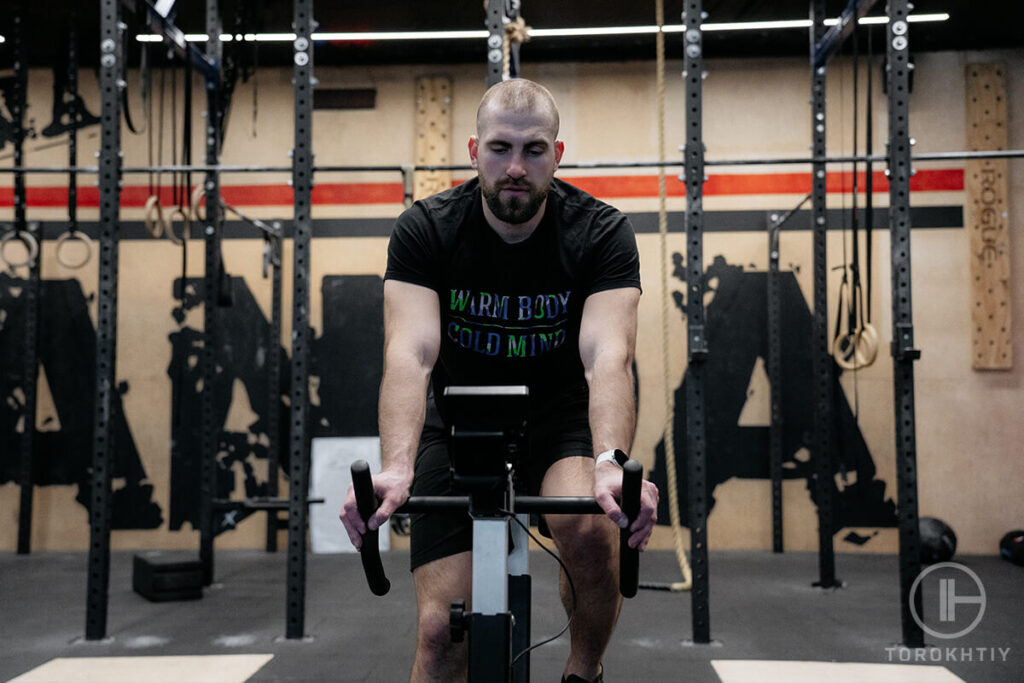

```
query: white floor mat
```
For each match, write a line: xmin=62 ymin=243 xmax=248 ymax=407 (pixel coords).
xmin=712 ymin=660 xmax=965 ymax=683
xmin=7 ymin=654 xmax=274 ymax=683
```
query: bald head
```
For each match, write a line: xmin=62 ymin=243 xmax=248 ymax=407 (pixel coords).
xmin=476 ymin=79 xmax=560 ymax=140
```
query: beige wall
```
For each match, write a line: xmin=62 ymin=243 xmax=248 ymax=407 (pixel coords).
xmin=1 ymin=47 xmax=1022 ymax=556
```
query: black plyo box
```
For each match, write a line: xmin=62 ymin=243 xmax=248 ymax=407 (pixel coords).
xmin=132 ymin=551 xmax=203 ymax=602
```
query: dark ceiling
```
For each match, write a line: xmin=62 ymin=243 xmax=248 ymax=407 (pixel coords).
xmin=3 ymin=1 xmax=1022 ymax=71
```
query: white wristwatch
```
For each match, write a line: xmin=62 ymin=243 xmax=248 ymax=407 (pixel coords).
xmin=595 ymin=448 xmax=629 ymax=468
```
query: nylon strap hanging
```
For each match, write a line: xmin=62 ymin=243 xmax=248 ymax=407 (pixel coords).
xmin=864 ymin=24 xmax=874 ymax=324
xmin=55 ymin=14 xmax=92 ymax=270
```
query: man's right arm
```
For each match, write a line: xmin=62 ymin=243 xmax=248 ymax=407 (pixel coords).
xmin=340 ymin=279 xmax=440 ymax=550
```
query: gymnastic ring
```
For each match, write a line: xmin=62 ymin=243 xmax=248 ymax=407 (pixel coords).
xmin=833 ymin=324 xmax=879 ymax=370
xmin=165 ymin=206 xmax=190 ymax=246
xmin=144 ymin=195 xmax=167 ymax=239
xmin=0 ymin=229 xmax=40 ymax=273
xmin=833 ymin=333 xmax=861 ymax=369
xmin=857 ymin=323 xmax=879 ymax=366
xmin=190 ymin=183 xmax=206 ymax=222
xmin=55 ymin=230 xmax=93 ymax=270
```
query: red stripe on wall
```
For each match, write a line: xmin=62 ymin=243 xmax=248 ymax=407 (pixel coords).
xmin=562 ymin=169 xmax=964 ymax=197
xmin=0 ymin=169 xmax=963 ymax=208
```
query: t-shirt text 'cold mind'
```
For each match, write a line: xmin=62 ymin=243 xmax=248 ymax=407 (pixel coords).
xmin=447 ymin=288 xmax=571 ymax=358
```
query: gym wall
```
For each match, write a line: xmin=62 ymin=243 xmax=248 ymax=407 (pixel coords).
xmin=1 ymin=48 xmax=1021 ymax=557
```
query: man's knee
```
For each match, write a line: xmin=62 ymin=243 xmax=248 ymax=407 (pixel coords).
xmin=548 ymin=514 xmax=618 ymax=567
xmin=413 ymin=606 xmax=467 ymax=681
xmin=417 ymin=605 xmax=458 ymax=655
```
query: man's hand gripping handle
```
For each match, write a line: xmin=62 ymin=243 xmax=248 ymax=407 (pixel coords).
xmin=351 ymin=459 xmax=391 ymax=596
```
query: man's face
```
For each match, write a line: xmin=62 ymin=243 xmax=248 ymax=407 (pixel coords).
xmin=469 ymin=107 xmax=564 ymax=225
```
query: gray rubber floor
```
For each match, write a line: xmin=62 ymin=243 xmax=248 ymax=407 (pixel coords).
xmin=1 ymin=549 xmax=1020 ymax=682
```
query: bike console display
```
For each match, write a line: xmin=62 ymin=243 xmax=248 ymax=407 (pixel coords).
xmin=444 ymin=385 xmax=529 ymax=501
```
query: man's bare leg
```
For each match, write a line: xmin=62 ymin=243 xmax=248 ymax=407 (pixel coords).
xmin=542 ymin=456 xmax=622 ymax=682
xmin=411 ymin=551 xmax=473 ymax=683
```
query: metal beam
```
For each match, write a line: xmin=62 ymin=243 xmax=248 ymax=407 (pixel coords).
xmin=885 ymin=0 xmax=924 ymax=649
xmin=765 ymin=193 xmax=810 ymax=554
xmin=85 ymin=0 xmax=124 ymax=641
xmin=286 ymin=0 xmax=315 ymax=641
xmin=485 ymin=0 xmax=506 ymax=87
xmin=682 ymin=0 xmax=711 ymax=645
xmin=809 ymin=0 xmax=840 ymax=590
xmin=10 ymin=0 xmax=41 ymax=558
xmin=197 ymin=0 xmax=223 ymax=588
xmin=813 ymin=0 xmax=881 ymax=68
xmin=265 ymin=231 xmax=284 ymax=552
xmin=6 ymin=148 xmax=1024 ymax=176
xmin=121 ymin=0 xmax=220 ymax=84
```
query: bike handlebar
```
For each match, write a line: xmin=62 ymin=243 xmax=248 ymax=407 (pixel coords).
xmin=350 ymin=458 xmax=644 ymax=599
xmin=351 ymin=460 xmax=391 ymax=596
xmin=619 ymin=459 xmax=642 ymax=598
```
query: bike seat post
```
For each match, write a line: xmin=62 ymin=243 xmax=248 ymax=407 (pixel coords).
xmin=508 ymin=509 xmax=531 ymax=683
xmin=459 ymin=448 xmax=514 ymax=683
xmin=470 ymin=465 xmax=511 ymax=616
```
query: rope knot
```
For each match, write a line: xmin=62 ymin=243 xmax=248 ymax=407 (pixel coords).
xmin=505 ymin=17 xmax=530 ymax=45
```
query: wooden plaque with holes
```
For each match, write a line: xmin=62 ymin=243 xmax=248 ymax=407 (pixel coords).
xmin=964 ymin=63 xmax=1012 ymax=369
xmin=414 ymin=76 xmax=453 ymax=201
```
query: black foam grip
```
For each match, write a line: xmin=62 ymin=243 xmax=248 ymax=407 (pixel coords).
xmin=619 ymin=459 xmax=642 ymax=598
xmin=351 ymin=460 xmax=391 ymax=596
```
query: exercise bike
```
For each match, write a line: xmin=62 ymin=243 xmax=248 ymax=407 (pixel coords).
xmin=352 ymin=385 xmax=642 ymax=683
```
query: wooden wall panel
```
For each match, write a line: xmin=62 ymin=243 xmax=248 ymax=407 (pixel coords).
xmin=965 ymin=63 xmax=1012 ymax=369
xmin=413 ymin=76 xmax=453 ymax=201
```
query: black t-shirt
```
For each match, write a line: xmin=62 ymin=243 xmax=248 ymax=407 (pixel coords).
xmin=385 ymin=177 xmax=640 ymax=418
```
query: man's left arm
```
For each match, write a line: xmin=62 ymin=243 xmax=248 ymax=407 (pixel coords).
xmin=579 ymin=287 xmax=659 ymax=551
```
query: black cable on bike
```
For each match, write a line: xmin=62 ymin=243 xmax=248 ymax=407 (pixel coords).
xmin=503 ymin=512 xmax=578 ymax=667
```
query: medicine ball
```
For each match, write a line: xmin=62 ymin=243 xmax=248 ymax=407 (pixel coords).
xmin=999 ymin=530 xmax=1024 ymax=566
xmin=919 ymin=517 xmax=956 ymax=564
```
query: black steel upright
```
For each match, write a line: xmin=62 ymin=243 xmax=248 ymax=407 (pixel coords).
xmin=266 ymin=233 xmax=284 ymax=552
xmin=86 ymin=0 xmax=124 ymax=640
xmin=199 ymin=0 xmax=224 ymax=587
xmin=682 ymin=0 xmax=710 ymax=644
xmin=11 ymin=0 xmax=41 ymax=557
xmin=767 ymin=217 xmax=784 ymax=553
xmin=287 ymin=0 xmax=315 ymax=640
xmin=809 ymin=0 xmax=839 ymax=589
xmin=885 ymin=0 xmax=924 ymax=648
xmin=485 ymin=0 xmax=506 ymax=87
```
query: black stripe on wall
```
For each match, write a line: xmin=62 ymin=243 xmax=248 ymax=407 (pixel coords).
xmin=30 ymin=205 xmax=962 ymax=241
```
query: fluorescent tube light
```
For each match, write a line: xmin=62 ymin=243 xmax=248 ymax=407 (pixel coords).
xmin=701 ymin=20 xmax=810 ymax=31
xmin=529 ymin=26 xmax=660 ymax=37
xmin=315 ymin=30 xmax=486 ymax=40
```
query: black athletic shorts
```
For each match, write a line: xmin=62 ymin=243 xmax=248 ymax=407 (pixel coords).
xmin=408 ymin=390 xmax=592 ymax=572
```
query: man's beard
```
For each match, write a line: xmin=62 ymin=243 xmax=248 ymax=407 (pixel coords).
xmin=480 ymin=178 xmax=548 ymax=225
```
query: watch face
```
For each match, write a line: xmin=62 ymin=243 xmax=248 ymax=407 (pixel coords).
xmin=614 ymin=449 xmax=629 ymax=466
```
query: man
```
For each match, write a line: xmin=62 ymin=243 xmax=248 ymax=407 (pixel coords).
xmin=341 ymin=78 xmax=658 ymax=683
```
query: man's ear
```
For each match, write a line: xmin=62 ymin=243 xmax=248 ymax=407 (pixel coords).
xmin=554 ymin=140 xmax=565 ymax=167
xmin=468 ymin=136 xmax=480 ymax=169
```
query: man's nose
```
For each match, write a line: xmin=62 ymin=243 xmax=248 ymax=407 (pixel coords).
xmin=505 ymin=153 xmax=527 ymax=178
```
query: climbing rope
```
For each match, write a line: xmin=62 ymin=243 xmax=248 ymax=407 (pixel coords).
xmin=503 ymin=16 xmax=530 ymax=80
xmin=651 ymin=0 xmax=692 ymax=592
